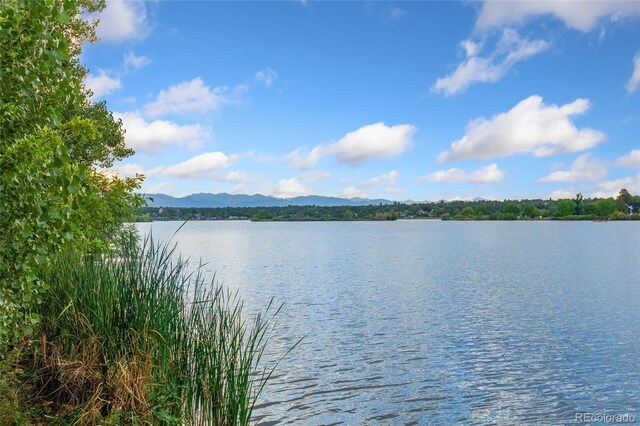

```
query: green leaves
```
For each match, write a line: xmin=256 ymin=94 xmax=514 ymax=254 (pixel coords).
xmin=55 ymin=10 xmax=69 ymax=24
xmin=0 ymin=0 xmax=140 ymax=348
xmin=0 ymin=0 xmax=102 ymax=143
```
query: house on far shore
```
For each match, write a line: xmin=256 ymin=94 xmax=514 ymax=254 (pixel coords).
xmin=626 ymin=202 xmax=640 ymax=214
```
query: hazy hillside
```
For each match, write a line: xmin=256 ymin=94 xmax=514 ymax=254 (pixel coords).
xmin=143 ymin=193 xmax=394 ymax=208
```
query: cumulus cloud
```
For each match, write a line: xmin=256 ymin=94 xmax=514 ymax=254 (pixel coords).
xmin=626 ymin=52 xmax=640 ymax=94
xmin=144 ymin=78 xmax=231 ymax=117
xmin=84 ymin=70 xmax=122 ymax=98
xmin=124 ymin=52 xmax=151 ymax=70
xmin=338 ymin=171 xmax=401 ymax=199
xmin=432 ymin=29 xmax=548 ymax=96
xmin=364 ymin=170 xmax=399 ymax=187
xmin=255 ymin=68 xmax=278 ymax=87
xmin=340 ymin=187 xmax=366 ymax=198
xmin=539 ymin=153 xmax=608 ymax=182
xmin=420 ymin=163 xmax=505 ymax=184
xmin=286 ymin=123 xmax=415 ymax=168
xmin=271 ymin=177 xmax=310 ymax=198
xmin=93 ymin=0 xmax=149 ymax=42
xmin=476 ymin=1 xmax=640 ymax=32
xmin=233 ymin=171 xmax=331 ymax=198
xmin=591 ymin=173 xmax=640 ymax=198
xmin=115 ymin=111 xmax=211 ymax=153
xmin=111 ymin=163 xmax=144 ymax=178
xmin=327 ymin=122 xmax=416 ymax=166
xmin=549 ymin=188 xmax=577 ymax=200
xmin=438 ymin=95 xmax=605 ymax=162
xmin=616 ymin=149 xmax=640 ymax=168
xmin=285 ymin=146 xmax=325 ymax=169
xmin=162 ymin=152 xmax=237 ymax=179
xmin=220 ymin=170 xmax=250 ymax=182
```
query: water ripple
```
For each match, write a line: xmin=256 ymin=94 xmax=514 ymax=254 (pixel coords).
xmin=138 ymin=220 xmax=640 ymax=424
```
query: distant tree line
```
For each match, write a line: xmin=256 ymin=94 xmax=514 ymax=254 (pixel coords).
xmin=137 ymin=189 xmax=640 ymax=222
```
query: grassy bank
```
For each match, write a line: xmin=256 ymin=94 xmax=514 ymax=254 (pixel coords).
xmin=21 ymin=232 xmax=278 ymax=424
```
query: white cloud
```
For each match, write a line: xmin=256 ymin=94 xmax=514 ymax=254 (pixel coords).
xmin=327 ymin=122 xmax=416 ymax=166
xmin=162 ymin=152 xmax=237 ymax=179
xmin=428 ymin=193 xmax=499 ymax=202
xmin=422 ymin=168 xmax=466 ymax=183
xmin=616 ymin=149 xmax=640 ymax=168
xmin=271 ymin=177 xmax=310 ymax=198
xmin=255 ymin=68 xmax=278 ymax=87
xmin=110 ymin=163 xmax=144 ymax=178
xmin=626 ymin=51 xmax=640 ymax=94
xmin=285 ymin=146 xmax=325 ymax=169
xmin=476 ymin=1 xmax=640 ymax=32
xmin=341 ymin=187 xmax=366 ymax=198
xmin=228 ymin=171 xmax=329 ymax=197
xmin=286 ymin=123 xmax=415 ymax=168
xmin=84 ymin=70 xmax=122 ymax=98
xmin=461 ymin=40 xmax=482 ymax=58
xmin=438 ymin=95 xmax=605 ymax=162
xmin=124 ymin=52 xmax=151 ymax=70
xmin=592 ymin=173 xmax=640 ymax=198
xmin=539 ymin=153 xmax=608 ymax=182
xmin=420 ymin=163 xmax=505 ymax=184
xmin=144 ymin=182 xmax=169 ymax=194
xmin=364 ymin=170 xmax=399 ymax=187
xmin=242 ymin=150 xmax=278 ymax=164
xmin=549 ymin=188 xmax=577 ymax=200
xmin=432 ymin=29 xmax=548 ymax=96
xmin=144 ymin=78 xmax=230 ymax=117
xmin=93 ymin=0 xmax=149 ymax=42
xmin=337 ymin=171 xmax=400 ymax=199
xmin=115 ymin=111 xmax=211 ymax=153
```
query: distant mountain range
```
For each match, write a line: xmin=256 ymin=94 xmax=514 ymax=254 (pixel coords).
xmin=142 ymin=193 xmax=396 ymax=208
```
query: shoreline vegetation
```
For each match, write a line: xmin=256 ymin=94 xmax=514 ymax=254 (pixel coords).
xmin=2 ymin=232 xmax=279 ymax=424
xmin=138 ymin=190 xmax=640 ymax=222
xmin=36 ymin=232 xmax=277 ymax=424
xmin=1 ymin=1 xmax=280 ymax=424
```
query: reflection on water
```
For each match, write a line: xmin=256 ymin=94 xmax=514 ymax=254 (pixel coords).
xmin=137 ymin=220 xmax=640 ymax=425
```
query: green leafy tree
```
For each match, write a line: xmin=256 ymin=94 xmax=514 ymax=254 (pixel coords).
xmin=556 ymin=200 xmax=577 ymax=217
xmin=502 ymin=203 xmax=520 ymax=216
xmin=458 ymin=206 xmax=475 ymax=218
xmin=0 ymin=131 xmax=81 ymax=341
xmin=59 ymin=102 xmax=133 ymax=168
xmin=594 ymin=198 xmax=615 ymax=216
xmin=474 ymin=204 xmax=488 ymax=217
xmin=0 ymin=0 xmax=144 ymax=345
xmin=615 ymin=189 xmax=632 ymax=212
xmin=0 ymin=0 xmax=103 ymax=143
xmin=523 ymin=204 xmax=540 ymax=218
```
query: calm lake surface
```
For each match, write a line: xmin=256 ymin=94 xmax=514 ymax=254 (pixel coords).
xmin=137 ymin=220 xmax=640 ymax=425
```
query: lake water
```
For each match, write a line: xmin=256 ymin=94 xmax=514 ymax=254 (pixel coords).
xmin=137 ymin=220 xmax=640 ymax=425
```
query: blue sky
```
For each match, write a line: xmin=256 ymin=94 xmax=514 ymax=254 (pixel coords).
xmin=84 ymin=1 xmax=640 ymax=201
